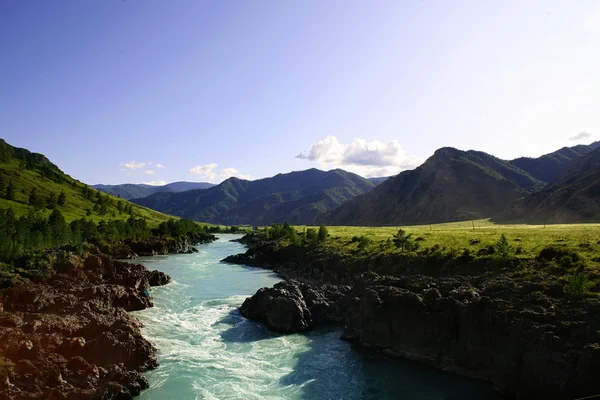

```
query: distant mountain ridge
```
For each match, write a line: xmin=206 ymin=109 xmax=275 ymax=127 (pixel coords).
xmin=368 ymin=176 xmax=391 ymax=185
xmin=510 ymin=141 xmax=600 ymax=182
xmin=132 ymin=168 xmax=376 ymax=225
xmin=93 ymin=181 xmax=215 ymax=200
xmin=324 ymin=147 xmax=541 ymax=226
xmin=494 ymin=148 xmax=600 ymax=223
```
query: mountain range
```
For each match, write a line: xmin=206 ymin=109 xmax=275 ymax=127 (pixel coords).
xmin=3 ymin=136 xmax=600 ymax=226
xmin=93 ymin=181 xmax=215 ymax=200
xmin=132 ymin=168 xmax=376 ymax=225
xmin=326 ymin=141 xmax=600 ymax=225
xmin=493 ymin=148 xmax=600 ymax=224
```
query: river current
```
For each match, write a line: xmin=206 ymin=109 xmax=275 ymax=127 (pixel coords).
xmin=133 ymin=235 xmax=502 ymax=400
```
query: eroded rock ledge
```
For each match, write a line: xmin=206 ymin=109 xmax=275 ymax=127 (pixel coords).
xmin=229 ymin=237 xmax=600 ymax=400
xmin=0 ymin=248 xmax=171 ymax=400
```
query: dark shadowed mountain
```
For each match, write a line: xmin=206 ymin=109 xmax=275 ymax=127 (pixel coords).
xmin=510 ymin=141 xmax=600 ymax=183
xmin=325 ymin=147 xmax=542 ymax=226
xmin=132 ymin=169 xmax=376 ymax=225
xmin=368 ymin=176 xmax=391 ymax=185
xmin=494 ymin=148 xmax=600 ymax=224
xmin=93 ymin=181 xmax=215 ymax=200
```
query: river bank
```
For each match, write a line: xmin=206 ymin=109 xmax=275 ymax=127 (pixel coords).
xmin=132 ymin=235 xmax=501 ymax=399
xmin=0 ymin=234 xmax=215 ymax=400
xmin=224 ymin=233 xmax=600 ymax=400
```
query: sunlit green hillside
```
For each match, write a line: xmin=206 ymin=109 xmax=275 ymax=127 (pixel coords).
xmin=0 ymin=139 xmax=173 ymax=227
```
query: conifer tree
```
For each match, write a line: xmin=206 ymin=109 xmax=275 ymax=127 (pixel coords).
xmin=5 ymin=180 xmax=15 ymax=200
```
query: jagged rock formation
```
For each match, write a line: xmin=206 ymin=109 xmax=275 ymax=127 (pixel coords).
xmin=239 ymin=280 xmax=349 ymax=333
xmin=0 ymin=250 xmax=171 ymax=399
xmin=229 ymin=237 xmax=600 ymax=399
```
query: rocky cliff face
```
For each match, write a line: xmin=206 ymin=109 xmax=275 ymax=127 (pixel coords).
xmin=0 ymin=250 xmax=171 ymax=399
xmin=239 ymin=280 xmax=350 ymax=333
xmin=229 ymin=239 xmax=600 ymax=400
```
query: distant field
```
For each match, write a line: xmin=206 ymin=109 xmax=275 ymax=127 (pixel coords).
xmin=292 ymin=219 xmax=600 ymax=261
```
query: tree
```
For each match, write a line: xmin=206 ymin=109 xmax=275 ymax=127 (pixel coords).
xmin=57 ymin=190 xmax=66 ymax=206
xmin=289 ymin=229 xmax=302 ymax=246
xmin=46 ymin=193 xmax=57 ymax=209
xmin=317 ymin=224 xmax=328 ymax=243
xmin=5 ymin=180 xmax=15 ymax=200
xmin=494 ymin=234 xmax=514 ymax=261
xmin=0 ymin=175 xmax=4 ymax=198
xmin=99 ymin=201 xmax=108 ymax=215
xmin=305 ymin=228 xmax=318 ymax=243
xmin=29 ymin=188 xmax=41 ymax=208
xmin=48 ymin=209 xmax=69 ymax=246
xmin=392 ymin=229 xmax=415 ymax=252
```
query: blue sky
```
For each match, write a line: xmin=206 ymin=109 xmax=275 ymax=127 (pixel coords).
xmin=2 ymin=1 xmax=600 ymax=185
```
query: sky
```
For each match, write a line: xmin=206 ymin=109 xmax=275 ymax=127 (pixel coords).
xmin=1 ymin=1 xmax=600 ymax=185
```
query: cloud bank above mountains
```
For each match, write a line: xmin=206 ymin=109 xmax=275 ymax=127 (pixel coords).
xmin=296 ymin=136 xmax=422 ymax=177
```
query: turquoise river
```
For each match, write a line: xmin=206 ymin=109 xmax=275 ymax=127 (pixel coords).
xmin=133 ymin=235 xmax=503 ymax=400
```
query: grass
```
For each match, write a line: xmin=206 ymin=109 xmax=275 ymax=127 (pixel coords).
xmin=256 ymin=220 xmax=600 ymax=297
xmin=0 ymin=158 xmax=177 ymax=227
xmin=287 ymin=219 xmax=600 ymax=264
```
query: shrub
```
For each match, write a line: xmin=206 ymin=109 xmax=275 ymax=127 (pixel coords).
xmin=566 ymin=274 xmax=590 ymax=298
xmin=392 ymin=229 xmax=418 ymax=252
xmin=494 ymin=234 xmax=514 ymax=261
xmin=356 ymin=236 xmax=372 ymax=252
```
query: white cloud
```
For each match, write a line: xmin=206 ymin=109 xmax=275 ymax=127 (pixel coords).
xmin=296 ymin=135 xmax=422 ymax=177
xmin=189 ymin=163 xmax=218 ymax=181
xmin=221 ymin=167 xmax=252 ymax=180
xmin=144 ymin=170 xmax=156 ymax=175
xmin=138 ymin=180 xmax=167 ymax=186
xmin=121 ymin=161 xmax=146 ymax=170
xmin=156 ymin=163 xmax=165 ymax=168
xmin=568 ymin=130 xmax=593 ymax=141
xmin=188 ymin=163 xmax=252 ymax=182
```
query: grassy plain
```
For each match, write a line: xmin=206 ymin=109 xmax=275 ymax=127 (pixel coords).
xmin=292 ymin=219 xmax=600 ymax=263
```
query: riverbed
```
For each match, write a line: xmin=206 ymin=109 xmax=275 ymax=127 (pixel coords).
xmin=134 ymin=235 xmax=502 ymax=400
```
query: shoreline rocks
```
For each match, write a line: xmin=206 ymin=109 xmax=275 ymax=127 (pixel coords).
xmin=230 ymin=238 xmax=600 ymax=400
xmin=0 ymin=241 xmax=186 ymax=399
xmin=239 ymin=280 xmax=350 ymax=333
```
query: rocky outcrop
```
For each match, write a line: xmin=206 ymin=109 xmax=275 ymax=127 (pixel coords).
xmin=239 ymin=280 xmax=349 ymax=333
xmin=241 ymin=273 xmax=600 ymax=399
xmin=0 ymin=252 xmax=171 ymax=400
xmin=98 ymin=234 xmax=217 ymax=259
xmin=232 ymin=232 xmax=600 ymax=400
xmin=341 ymin=273 xmax=600 ymax=399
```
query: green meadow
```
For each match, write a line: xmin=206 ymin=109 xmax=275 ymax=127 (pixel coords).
xmin=286 ymin=219 xmax=600 ymax=266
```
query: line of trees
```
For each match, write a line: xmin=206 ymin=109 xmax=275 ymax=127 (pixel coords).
xmin=0 ymin=207 xmax=212 ymax=263
xmin=264 ymin=222 xmax=329 ymax=246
